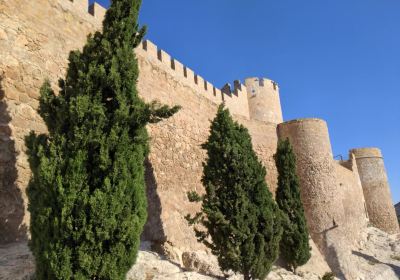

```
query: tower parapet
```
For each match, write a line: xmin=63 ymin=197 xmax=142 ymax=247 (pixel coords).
xmin=245 ymin=77 xmax=283 ymax=124
xmin=350 ymin=148 xmax=399 ymax=234
xmin=221 ymin=81 xmax=250 ymax=118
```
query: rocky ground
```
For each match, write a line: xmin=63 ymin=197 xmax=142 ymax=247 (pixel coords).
xmin=0 ymin=227 xmax=399 ymax=280
xmin=349 ymin=227 xmax=400 ymax=279
xmin=0 ymin=242 xmax=320 ymax=280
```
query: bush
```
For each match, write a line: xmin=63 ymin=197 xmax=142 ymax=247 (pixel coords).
xmin=274 ymin=139 xmax=311 ymax=271
xmin=322 ymin=272 xmax=335 ymax=280
xmin=186 ymin=105 xmax=282 ymax=280
xmin=26 ymin=0 xmax=179 ymax=279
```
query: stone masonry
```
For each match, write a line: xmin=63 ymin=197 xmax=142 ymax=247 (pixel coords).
xmin=0 ymin=0 xmax=398 ymax=277
xmin=351 ymin=148 xmax=399 ymax=234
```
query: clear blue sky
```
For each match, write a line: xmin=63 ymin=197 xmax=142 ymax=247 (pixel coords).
xmin=93 ymin=0 xmax=400 ymax=204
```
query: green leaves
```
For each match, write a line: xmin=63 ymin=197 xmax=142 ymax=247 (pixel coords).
xmin=187 ymin=191 xmax=202 ymax=202
xmin=187 ymin=104 xmax=282 ymax=279
xmin=275 ymin=139 xmax=311 ymax=271
xmin=26 ymin=1 xmax=178 ymax=279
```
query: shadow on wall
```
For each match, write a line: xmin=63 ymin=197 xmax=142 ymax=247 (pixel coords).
xmin=320 ymin=225 xmax=346 ymax=279
xmin=0 ymin=76 xmax=27 ymax=244
xmin=141 ymin=158 xmax=166 ymax=244
xmin=352 ymin=250 xmax=400 ymax=277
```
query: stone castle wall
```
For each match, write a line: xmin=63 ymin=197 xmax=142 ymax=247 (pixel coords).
xmin=0 ymin=0 xmax=104 ymax=243
xmin=335 ymin=156 xmax=368 ymax=243
xmin=135 ymin=44 xmax=280 ymax=251
xmin=0 ymin=0 xmax=279 ymax=249
xmin=0 ymin=0 xmax=398 ymax=275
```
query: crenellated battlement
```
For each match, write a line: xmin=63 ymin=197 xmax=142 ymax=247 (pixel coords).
xmin=140 ymin=40 xmax=223 ymax=103
xmin=67 ymin=0 xmax=107 ymax=22
xmin=137 ymin=39 xmax=254 ymax=118
xmin=66 ymin=0 xmax=228 ymax=111
xmin=88 ymin=2 xmax=107 ymax=20
xmin=62 ymin=0 xmax=279 ymax=121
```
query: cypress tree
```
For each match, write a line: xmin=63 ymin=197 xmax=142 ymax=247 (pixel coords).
xmin=25 ymin=0 xmax=179 ymax=279
xmin=187 ymin=105 xmax=282 ymax=280
xmin=274 ymin=139 xmax=311 ymax=271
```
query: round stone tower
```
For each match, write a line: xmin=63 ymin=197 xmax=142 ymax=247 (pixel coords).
xmin=277 ymin=119 xmax=358 ymax=279
xmin=277 ymin=119 xmax=346 ymax=239
xmin=245 ymin=77 xmax=283 ymax=124
xmin=351 ymin=148 xmax=399 ymax=234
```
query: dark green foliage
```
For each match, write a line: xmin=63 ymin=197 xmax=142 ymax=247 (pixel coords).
xmin=186 ymin=105 xmax=282 ymax=280
xmin=26 ymin=1 xmax=179 ymax=279
xmin=274 ymin=139 xmax=311 ymax=271
xmin=322 ymin=272 xmax=335 ymax=280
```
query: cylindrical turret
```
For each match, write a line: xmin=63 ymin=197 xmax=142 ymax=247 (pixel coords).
xmin=277 ymin=119 xmax=357 ymax=277
xmin=245 ymin=77 xmax=283 ymax=124
xmin=351 ymin=148 xmax=399 ymax=234
xmin=277 ymin=119 xmax=345 ymax=236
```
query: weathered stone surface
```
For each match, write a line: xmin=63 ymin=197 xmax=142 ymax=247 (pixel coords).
xmin=296 ymin=238 xmax=331 ymax=277
xmin=181 ymin=251 xmax=222 ymax=277
xmin=351 ymin=148 xmax=399 ymax=234
xmin=0 ymin=0 xmax=103 ymax=243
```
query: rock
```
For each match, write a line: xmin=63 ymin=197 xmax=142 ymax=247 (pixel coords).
xmin=181 ymin=250 xmax=222 ymax=277
xmin=1 ymin=227 xmax=400 ymax=280
xmin=151 ymin=241 xmax=183 ymax=266
xmin=296 ymin=238 xmax=332 ymax=278
xmin=0 ymin=242 xmax=34 ymax=280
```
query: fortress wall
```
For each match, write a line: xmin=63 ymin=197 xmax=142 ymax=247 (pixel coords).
xmin=135 ymin=47 xmax=217 ymax=252
xmin=0 ymin=0 xmax=103 ymax=243
xmin=350 ymin=148 xmax=399 ymax=234
xmin=334 ymin=158 xmax=368 ymax=244
xmin=237 ymin=117 xmax=279 ymax=194
xmin=221 ymin=81 xmax=250 ymax=119
xmin=141 ymin=40 xmax=225 ymax=108
xmin=0 ymin=0 xmax=279 ymax=255
xmin=135 ymin=45 xmax=278 ymax=253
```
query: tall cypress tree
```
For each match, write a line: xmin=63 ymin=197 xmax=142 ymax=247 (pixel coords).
xmin=187 ymin=105 xmax=282 ymax=280
xmin=25 ymin=1 xmax=179 ymax=279
xmin=274 ymin=139 xmax=311 ymax=271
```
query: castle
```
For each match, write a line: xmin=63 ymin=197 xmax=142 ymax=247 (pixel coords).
xmin=0 ymin=0 xmax=398 ymax=277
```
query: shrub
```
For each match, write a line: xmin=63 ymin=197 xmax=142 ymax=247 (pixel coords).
xmin=186 ymin=105 xmax=282 ymax=280
xmin=26 ymin=0 xmax=179 ymax=279
xmin=322 ymin=272 xmax=335 ymax=280
xmin=274 ymin=139 xmax=311 ymax=271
